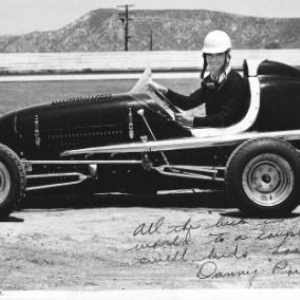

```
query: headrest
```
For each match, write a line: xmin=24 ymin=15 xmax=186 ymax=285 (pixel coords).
xmin=243 ymin=59 xmax=264 ymax=77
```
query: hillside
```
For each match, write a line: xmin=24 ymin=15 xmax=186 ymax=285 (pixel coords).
xmin=0 ymin=9 xmax=299 ymax=52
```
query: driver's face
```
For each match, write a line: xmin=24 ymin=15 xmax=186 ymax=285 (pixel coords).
xmin=206 ymin=53 xmax=226 ymax=76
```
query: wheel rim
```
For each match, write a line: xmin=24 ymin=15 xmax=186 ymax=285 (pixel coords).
xmin=242 ymin=154 xmax=294 ymax=207
xmin=0 ymin=161 xmax=11 ymax=205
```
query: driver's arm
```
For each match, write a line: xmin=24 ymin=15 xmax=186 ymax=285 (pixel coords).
xmin=165 ymin=87 xmax=205 ymax=110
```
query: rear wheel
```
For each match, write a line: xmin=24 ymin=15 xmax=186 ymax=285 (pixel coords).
xmin=226 ymin=138 xmax=300 ymax=217
xmin=0 ymin=144 xmax=26 ymax=219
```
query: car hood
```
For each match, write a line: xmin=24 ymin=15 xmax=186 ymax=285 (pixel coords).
xmin=0 ymin=91 xmax=190 ymax=159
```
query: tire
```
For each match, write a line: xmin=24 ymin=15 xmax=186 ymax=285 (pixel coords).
xmin=226 ymin=137 xmax=300 ymax=217
xmin=0 ymin=144 xmax=26 ymax=219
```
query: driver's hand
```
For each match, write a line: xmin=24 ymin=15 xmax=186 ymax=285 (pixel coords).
xmin=148 ymin=81 xmax=168 ymax=95
xmin=174 ymin=113 xmax=193 ymax=127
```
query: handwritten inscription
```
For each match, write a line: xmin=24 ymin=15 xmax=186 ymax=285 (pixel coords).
xmin=197 ymin=261 xmax=259 ymax=286
xmin=127 ymin=215 xmax=300 ymax=286
xmin=272 ymin=260 xmax=300 ymax=276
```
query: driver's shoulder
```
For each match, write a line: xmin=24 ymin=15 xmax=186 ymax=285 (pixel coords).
xmin=227 ymin=69 xmax=243 ymax=81
xmin=226 ymin=70 xmax=248 ymax=90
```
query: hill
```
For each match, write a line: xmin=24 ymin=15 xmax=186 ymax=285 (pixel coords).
xmin=0 ymin=9 xmax=299 ymax=52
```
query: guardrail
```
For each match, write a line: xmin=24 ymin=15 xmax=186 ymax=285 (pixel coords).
xmin=0 ymin=50 xmax=299 ymax=75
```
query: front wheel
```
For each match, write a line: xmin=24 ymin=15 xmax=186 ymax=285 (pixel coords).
xmin=226 ymin=138 xmax=300 ymax=217
xmin=0 ymin=144 xmax=26 ymax=219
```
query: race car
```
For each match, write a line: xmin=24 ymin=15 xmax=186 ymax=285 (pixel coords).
xmin=0 ymin=58 xmax=300 ymax=218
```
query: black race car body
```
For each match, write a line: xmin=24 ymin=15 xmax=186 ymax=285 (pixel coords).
xmin=0 ymin=59 xmax=300 ymax=218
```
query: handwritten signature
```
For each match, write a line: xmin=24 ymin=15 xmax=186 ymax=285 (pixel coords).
xmin=196 ymin=261 xmax=258 ymax=286
xmin=127 ymin=215 xmax=300 ymax=286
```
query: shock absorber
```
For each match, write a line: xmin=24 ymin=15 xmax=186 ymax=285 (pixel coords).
xmin=137 ymin=109 xmax=169 ymax=165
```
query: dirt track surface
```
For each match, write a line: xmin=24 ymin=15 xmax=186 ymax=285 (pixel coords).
xmin=1 ymin=190 xmax=300 ymax=290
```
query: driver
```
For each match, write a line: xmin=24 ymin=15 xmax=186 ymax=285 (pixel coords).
xmin=149 ymin=30 xmax=249 ymax=128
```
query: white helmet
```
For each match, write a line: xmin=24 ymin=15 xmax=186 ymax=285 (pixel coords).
xmin=202 ymin=30 xmax=231 ymax=54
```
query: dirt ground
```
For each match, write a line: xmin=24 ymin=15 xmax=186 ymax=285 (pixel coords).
xmin=1 ymin=189 xmax=300 ymax=290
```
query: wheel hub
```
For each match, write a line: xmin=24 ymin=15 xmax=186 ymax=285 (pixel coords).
xmin=261 ymin=173 xmax=271 ymax=184
xmin=242 ymin=154 xmax=294 ymax=207
xmin=252 ymin=164 xmax=279 ymax=193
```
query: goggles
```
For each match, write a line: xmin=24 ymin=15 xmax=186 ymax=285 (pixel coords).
xmin=206 ymin=52 xmax=225 ymax=58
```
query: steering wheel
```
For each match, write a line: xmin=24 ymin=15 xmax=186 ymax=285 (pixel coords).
xmin=150 ymin=86 xmax=183 ymax=121
xmin=154 ymin=89 xmax=181 ymax=112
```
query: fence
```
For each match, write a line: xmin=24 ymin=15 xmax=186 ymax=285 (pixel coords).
xmin=0 ymin=50 xmax=299 ymax=76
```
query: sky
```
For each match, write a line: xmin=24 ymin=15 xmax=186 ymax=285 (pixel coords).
xmin=0 ymin=0 xmax=299 ymax=35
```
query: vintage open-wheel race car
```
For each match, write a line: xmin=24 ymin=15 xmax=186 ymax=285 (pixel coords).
xmin=0 ymin=58 xmax=300 ymax=218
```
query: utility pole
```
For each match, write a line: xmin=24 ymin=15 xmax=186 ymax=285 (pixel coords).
xmin=118 ymin=4 xmax=134 ymax=51
xmin=150 ymin=29 xmax=153 ymax=51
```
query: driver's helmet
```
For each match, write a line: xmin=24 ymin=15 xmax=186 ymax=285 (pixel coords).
xmin=201 ymin=30 xmax=232 ymax=79
xmin=202 ymin=30 xmax=231 ymax=54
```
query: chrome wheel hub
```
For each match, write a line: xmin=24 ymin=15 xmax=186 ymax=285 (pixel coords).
xmin=242 ymin=154 xmax=294 ymax=207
